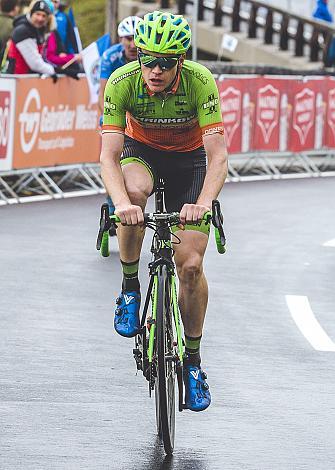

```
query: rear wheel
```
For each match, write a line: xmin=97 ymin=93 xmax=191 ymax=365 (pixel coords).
xmin=154 ymin=265 xmax=176 ymax=454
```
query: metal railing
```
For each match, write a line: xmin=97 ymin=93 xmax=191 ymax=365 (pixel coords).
xmin=155 ymin=0 xmax=335 ymax=65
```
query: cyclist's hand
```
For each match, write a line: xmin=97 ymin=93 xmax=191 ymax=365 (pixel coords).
xmin=115 ymin=204 xmax=144 ymax=226
xmin=179 ymin=203 xmax=210 ymax=225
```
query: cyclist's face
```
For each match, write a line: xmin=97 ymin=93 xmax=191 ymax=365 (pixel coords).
xmin=140 ymin=50 xmax=179 ymax=93
xmin=30 ymin=11 xmax=49 ymax=28
xmin=121 ymin=36 xmax=137 ymax=62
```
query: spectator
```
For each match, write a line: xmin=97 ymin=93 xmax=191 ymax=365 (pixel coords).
xmin=0 ymin=0 xmax=19 ymax=65
xmin=98 ymin=16 xmax=141 ymax=114
xmin=51 ymin=0 xmax=77 ymax=54
xmin=313 ymin=0 xmax=333 ymax=23
xmin=43 ymin=17 xmax=81 ymax=69
xmin=6 ymin=0 xmax=56 ymax=74
xmin=313 ymin=0 xmax=335 ymax=66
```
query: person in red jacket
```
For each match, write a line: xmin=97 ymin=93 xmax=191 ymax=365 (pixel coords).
xmin=7 ymin=0 xmax=56 ymax=74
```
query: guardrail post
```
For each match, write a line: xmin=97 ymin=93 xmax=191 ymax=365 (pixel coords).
xmin=198 ymin=0 xmax=204 ymax=21
xmin=279 ymin=14 xmax=289 ymax=50
xmin=323 ymin=33 xmax=332 ymax=66
xmin=310 ymin=28 xmax=321 ymax=62
xmin=295 ymin=20 xmax=304 ymax=56
xmin=178 ymin=0 xmax=186 ymax=15
xmin=248 ymin=4 xmax=258 ymax=39
xmin=232 ymin=0 xmax=241 ymax=33
xmin=214 ymin=0 xmax=223 ymax=26
xmin=264 ymin=9 xmax=274 ymax=44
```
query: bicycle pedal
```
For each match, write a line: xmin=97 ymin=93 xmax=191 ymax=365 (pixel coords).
xmin=133 ymin=348 xmax=142 ymax=371
xmin=146 ymin=317 xmax=156 ymax=331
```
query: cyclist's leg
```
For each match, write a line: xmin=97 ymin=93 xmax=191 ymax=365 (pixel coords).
xmin=114 ymin=153 xmax=154 ymax=338
xmin=173 ymin=231 xmax=209 ymax=338
xmin=163 ymin=148 xmax=211 ymax=411
xmin=173 ymin=232 xmax=212 ymax=411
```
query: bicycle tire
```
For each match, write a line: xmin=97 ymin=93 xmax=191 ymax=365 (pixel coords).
xmin=154 ymin=265 xmax=176 ymax=454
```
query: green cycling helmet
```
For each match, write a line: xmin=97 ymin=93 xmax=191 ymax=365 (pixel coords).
xmin=134 ymin=11 xmax=191 ymax=55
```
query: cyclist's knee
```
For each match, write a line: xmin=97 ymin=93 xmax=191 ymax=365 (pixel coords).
xmin=177 ymin=255 xmax=203 ymax=285
xmin=126 ymin=186 xmax=149 ymax=208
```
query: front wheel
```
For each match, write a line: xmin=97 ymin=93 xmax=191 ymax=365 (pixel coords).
xmin=154 ymin=265 xmax=176 ymax=455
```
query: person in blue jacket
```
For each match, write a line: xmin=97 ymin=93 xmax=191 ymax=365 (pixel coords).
xmin=98 ymin=16 xmax=140 ymax=115
xmin=98 ymin=15 xmax=141 ymax=226
xmin=313 ymin=0 xmax=333 ymax=22
xmin=51 ymin=0 xmax=77 ymax=53
xmin=313 ymin=0 xmax=335 ymax=66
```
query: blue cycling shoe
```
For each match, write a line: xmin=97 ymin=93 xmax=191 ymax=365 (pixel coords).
xmin=114 ymin=291 xmax=141 ymax=338
xmin=183 ymin=364 xmax=211 ymax=412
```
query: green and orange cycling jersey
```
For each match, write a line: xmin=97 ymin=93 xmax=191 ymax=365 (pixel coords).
xmin=102 ymin=59 xmax=224 ymax=152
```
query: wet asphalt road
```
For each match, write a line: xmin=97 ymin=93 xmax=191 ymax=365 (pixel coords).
xmin=1 ymin=178 xmax=335 ymax=470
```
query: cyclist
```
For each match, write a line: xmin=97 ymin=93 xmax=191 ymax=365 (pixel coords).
xmin=99 ymin=15 xmax=141 ymax=224
xmin=100 ymin=11 xmax=228 ymax=412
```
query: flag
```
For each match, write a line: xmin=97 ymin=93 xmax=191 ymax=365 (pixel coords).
xmin=81 ymin=34 xmax=112 ymax=104
xmin=68 ymin=7 xmax=83 ymax=53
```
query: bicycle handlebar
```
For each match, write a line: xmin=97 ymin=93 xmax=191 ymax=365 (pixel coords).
xmin=96 ymin=200 xmax=226 ymax=256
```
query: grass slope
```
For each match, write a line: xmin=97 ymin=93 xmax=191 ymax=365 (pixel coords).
xmin=71 ymin=0 xmax=106 ymax=47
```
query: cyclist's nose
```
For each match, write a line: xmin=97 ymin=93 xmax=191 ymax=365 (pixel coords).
xmin=151 ymin=64 xmax=163 ymax=74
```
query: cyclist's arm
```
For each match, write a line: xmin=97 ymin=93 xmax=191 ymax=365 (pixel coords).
xmin=100 ymin=132 xmax=129 ymax=205
xmin=196 ymin=132 xmax=228 ymax=208
xmin=100 ymin=133 xmax=144 ymax=225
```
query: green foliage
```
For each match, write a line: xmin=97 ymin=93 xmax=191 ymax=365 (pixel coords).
xmin=70 ymin=0 xmax=106 ymax=47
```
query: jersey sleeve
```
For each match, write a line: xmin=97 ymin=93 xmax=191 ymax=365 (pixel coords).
xmin=194 ymin=66 xmax=224 ymax=137
xmin=101 ymin=71 xmax=128 ymax=133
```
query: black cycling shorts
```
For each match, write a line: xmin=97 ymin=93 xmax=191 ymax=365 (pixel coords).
xmin=121 ymin=136 xmax=207 ymax=212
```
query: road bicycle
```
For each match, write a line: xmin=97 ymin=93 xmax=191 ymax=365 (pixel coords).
xmin=96 ymin=179 xmax=226 ymax=454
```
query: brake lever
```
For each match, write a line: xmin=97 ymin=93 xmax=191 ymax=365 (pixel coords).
xmin=96 ymin=203 xmax=111 ymax=250
xmin=212 ymin=200 xmax=226 ymax=251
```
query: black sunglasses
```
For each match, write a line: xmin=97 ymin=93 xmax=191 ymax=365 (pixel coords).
xmin=138 ymin=52 xmax=180 ymax=71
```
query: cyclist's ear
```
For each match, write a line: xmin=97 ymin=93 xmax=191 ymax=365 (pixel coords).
xmin=178 ymin=55 xmax=186 ymax=67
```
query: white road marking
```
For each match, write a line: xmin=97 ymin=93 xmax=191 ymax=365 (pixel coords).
xmin=286 ymin=295 xmax=335 ymax=352
xmin=323 ymin=238 xmax=335 ymax=247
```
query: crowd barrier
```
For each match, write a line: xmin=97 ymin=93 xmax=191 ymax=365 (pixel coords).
xmin=1 ymin=74 xmax=335 ymax=173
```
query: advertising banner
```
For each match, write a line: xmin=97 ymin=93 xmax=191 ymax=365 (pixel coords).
xmin=0 ymin=78 xmax=16 ymax=171
xmin=218 ymin=77 xmax=256 ymax=154
xmin=289 ymin=78 xmax=326 ymax=152
xmin=13 ymin=76 xmax=100 ymax=169
xmin=2 ymin=74 xmax=335 ymax=175
xmin=253 ymin=77 xmax=295 ymax=152
xmin=325 ymin=77 xmax=335 ymax=148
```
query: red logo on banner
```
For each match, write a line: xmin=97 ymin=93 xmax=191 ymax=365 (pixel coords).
xmin=327 ymin=88 xmax=335 ymax=140
xmin=220 ymin=86 xmax=241 ymax=147
xmin=0 ymin=91 xmax=10 ymax=159
xmin=293 ymin=88 xmax=315 ymax=145
xmin=256 ymin=84 xmax=280 ymax=143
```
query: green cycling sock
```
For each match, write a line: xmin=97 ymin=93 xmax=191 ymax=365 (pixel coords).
xmin=121 ymin=259 xmax=140 ymax=292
